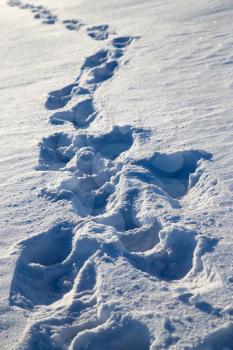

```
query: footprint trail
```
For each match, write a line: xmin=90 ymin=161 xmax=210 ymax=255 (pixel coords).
xmin=7 ymin=3 xmax=221 ymax=349
xmin=7 ymin=0 xmax=114 ymax=38
xmin=47 ymin=36 xmax=138 ymax=129
xmin=7 ymin=0 xmax=57 ymax=24
xmin=11 ymin=119 xmax=216 ymax=348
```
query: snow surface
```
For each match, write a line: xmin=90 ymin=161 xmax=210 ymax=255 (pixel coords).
xmin=1 ymin=0 xmax=233 ymax=349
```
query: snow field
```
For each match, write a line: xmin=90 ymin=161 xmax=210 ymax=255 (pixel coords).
xmin=3 ymin=0 xmax=233 ymax=349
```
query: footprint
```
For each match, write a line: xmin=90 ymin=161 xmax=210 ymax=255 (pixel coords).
xmin=33 ymin=11 xmax=57 ymax=25
xmin=71 ymin=316 xmax=150 ymax=350
xmin=48 ymin=58 xmax=120 ymax=128
xmin=45 ymin=83 xmax=80 ymax=110
xmin=14 ymin=221 xmax=126 ymax=348
xmin=38 ymin=125 xmax=135 ymax=171
xmin=45 ymin=37 xmax=136 ymax=111
xmin=84 ymin=49 xmax=110 ymax=68
xmin=7 ymin=0 xmax=21 ymax=6
xmin=191 ymin=322 xmax=233 ymax=349
xmin=31 ymin=5 xmax=57 ymax=25
xmin=128 ymin=226 xmax=197 ymax=281
xmin=119 ymin=220 xmax=162 ymax=253
xmin=18 ymin=222 xmax=73 ymax=266
xmin=10 ymin=222 xmax=74 ymax=308
xmin=112 ymin=36 xmax=137 ymax=48
xmin=88 ymin=125 xmax=135 ymax=159
xmin=50 ymin=98 xmax=97 ymax=128
xmin=133 ymin=150 xmax=212 ymax=199
xmin=99 ymin=148 xmax=211 ymax=232
xmin=45 ymin=50 xmax=110 ymax=110
xmin=7 ymin=0 xmax=57 ymax=24
xmin=127 ymin=226 xmax=218 ymax=283
xmin=86 ymin=24 xmax=110 ymax=41
xmin=22 ymin=307 xmax=100 ymax=350
xmin=10 ymin=221 xmax=120 ymax=309
xmin=85 ymin=60 xmax=119 ymax=84
xmin=39 ymin=126 xmax=138 ymax=216
xmin=63 ymin=19 xmax=82 ymax=31
xmin=37 ymin=132 xmax=75 ymax=170
xmin=44 ymin=49 xmax=109 ymax=111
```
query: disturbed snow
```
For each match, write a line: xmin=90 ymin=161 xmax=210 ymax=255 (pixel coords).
xmin=1 ymin=0 xmax=233 ymax=349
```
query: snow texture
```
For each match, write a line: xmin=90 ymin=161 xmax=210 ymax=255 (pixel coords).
xmin=1 ymin=0 xmax=233 ymax=349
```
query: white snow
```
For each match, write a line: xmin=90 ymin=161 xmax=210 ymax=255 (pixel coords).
xmin=1 ymin=0 xmax=233 ymax=349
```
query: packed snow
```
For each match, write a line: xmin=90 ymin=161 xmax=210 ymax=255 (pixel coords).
xmin=1 ymin=0 xmax=233 ymax=349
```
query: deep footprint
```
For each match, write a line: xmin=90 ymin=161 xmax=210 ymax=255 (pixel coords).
xmin=133 ymin=150 xmax=212 ymax=198
xmin=38 ymin=125 xmax=135 ymax=171
xmin=37 ymin=132 xmax=74 ymax=171
xmin=38 ymin=126 xmax=139 ymax=216
xmin=128 ymin=226 xmax=197 ymax=281
xmin=10 ymin=221 xmax=124 ymax=308
xmin=72 ymin=317 xmax=150 ymax=350
xmin=10 ymin=222 xmax=74 ymax=308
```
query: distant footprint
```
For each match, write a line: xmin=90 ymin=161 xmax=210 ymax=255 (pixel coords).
xmin=45 ymin=36 xmax=137 ymax=130
xmin=112 ymin=36 xmax=137 ymax=48
xmin=50 ymin=98 xmax=97 ymax=128
xmin=45 ymin=83 xmax=80 ymax=111
xmin=86 ymin=60 xmax=119 ymax=84
xmin=7 ymin=0 xmax=57 ymax=24
xmin=45 ymin=49 xmax=110 ymax=110
xmin=86 ymin=24 xmax=110 ymax=41
xmin=63 ymin=19 xmax=82 ymax=31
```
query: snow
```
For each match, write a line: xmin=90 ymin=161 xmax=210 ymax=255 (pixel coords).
xmin=1 ymin=0 xmax=233 ymax=349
